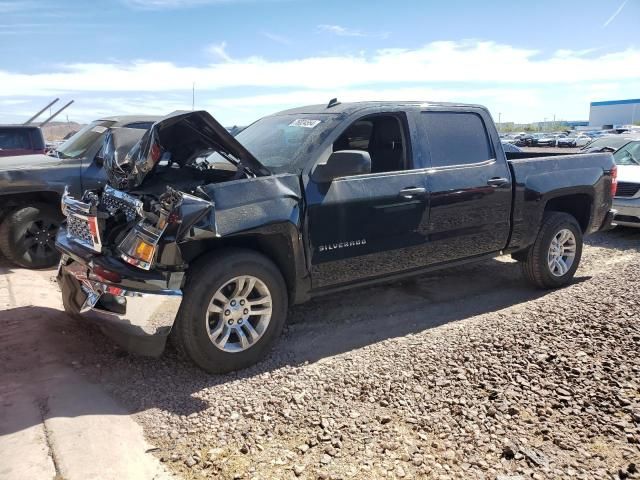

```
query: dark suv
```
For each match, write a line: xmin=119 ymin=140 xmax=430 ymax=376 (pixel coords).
xmin=0 ymin=125 xmax=45 ymax=157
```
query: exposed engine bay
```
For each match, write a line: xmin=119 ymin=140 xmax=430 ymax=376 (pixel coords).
xmin=61 ymin=110 xmax=270 ymax=271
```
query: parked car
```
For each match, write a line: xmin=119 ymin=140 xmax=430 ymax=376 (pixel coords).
xmin=520 ymin=133 xmax=544 ymax=146
xmin=0 ymin=125 xmax=45 ymax=157
xmin=574 ymin=134 xmax=593 ymax=147
xmin=0 ymin=115 xmax=160 ymax=268
xmin=501 ymin=142 xmax=522 ymax=153
xmin=56 ymin=103 xmax=616 ymax=373
xmin=556 ymin=135 xmax=577 ymax=147
xmin=557 ymin=134 xmax=590 ymax=148
xmin=611 ymin=141 xmax=640 ymax=228
xmin=580 ymin=136 xmax=638 ymax=153
xmin=537 ymin=133 xmax=566 ymax=147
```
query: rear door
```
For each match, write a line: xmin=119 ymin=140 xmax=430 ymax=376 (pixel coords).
xmin=419 ymin=109 xmax=512 ymax=264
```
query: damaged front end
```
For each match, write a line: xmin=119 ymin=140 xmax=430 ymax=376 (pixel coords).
xmin=57 ymin=183 xmax=217 ymax=355
xmin=56 ymin=111 xmax=269 ymax=355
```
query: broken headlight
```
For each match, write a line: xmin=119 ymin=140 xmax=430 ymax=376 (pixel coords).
xmin=118 ymin=202 xmax=171 ymax=270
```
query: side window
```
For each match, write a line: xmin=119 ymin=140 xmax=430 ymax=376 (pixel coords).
xmin=421 ymin=112 xmax=493 ymax=167
xmin=333 ymin=115 xmax=409 ymax=174
xmin=333 ymin=120 xmax=373 ymax=151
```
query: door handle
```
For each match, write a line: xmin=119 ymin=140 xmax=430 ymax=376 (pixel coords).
xmin=487 ymin=177 xmax=509 ymax=187
xmin=399 ymin=187 xmax=426 ymax=199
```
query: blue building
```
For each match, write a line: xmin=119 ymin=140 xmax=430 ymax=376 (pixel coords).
xmin=589 ymin=98 xmax=640 ymax=127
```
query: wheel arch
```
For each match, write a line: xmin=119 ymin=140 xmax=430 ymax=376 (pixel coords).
xmin=179 ymin=222 xmax=310 ymax=305
xmin=0 ymin=191 xmax=62 ymax=214
xmin=543 ymin=192 xmax=593 ymax=232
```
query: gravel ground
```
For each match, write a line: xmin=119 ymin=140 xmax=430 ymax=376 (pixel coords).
xmin=76 ymin=229 xmax=640 ymax=479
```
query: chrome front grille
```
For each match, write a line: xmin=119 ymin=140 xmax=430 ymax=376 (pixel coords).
xmin=101 ymin=186 xmax=143 ymax=222
xmin=61 ymin=188 xmax=102 ymax=252
xmin=67 ymin=214 xmax=94 ymax=244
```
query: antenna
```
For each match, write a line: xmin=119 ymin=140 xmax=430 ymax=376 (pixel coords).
xmin=327 ymin=98 xmax=340 ymax=109
xmin=23 ymin=98 xmax=60 ymax=125
xmin=192 ymin=82 xmax=195 ymax=111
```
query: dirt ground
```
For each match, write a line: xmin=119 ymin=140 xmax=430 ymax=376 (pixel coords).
xmin=0 ymin=228 xmax=639 ymax=479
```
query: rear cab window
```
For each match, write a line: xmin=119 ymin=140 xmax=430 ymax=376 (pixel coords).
xmin=0 ymin=127 xmax=44 ymax=152
xmin=420 ymin=111 xmax=494 ymax=167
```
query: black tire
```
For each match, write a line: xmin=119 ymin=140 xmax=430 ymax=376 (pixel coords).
xmin=0 ymin=203 xmax=62 ymax=269
xmin=521 ymin=211 xmax=583 ymax=289
xmin=172 ymin=249 xmax=288 ymax=373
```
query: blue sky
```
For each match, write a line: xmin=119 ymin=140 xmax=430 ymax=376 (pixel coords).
xmin=1 ymin=0 xmax=639 ymax=125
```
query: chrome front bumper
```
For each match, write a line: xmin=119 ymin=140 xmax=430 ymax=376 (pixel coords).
xmin=57 ymin=258 xmax=182 ymax=356
xmin=613 ymin=198 xmax=640 ymax=228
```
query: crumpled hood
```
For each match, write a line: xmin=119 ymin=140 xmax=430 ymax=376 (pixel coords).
xmin=103 ymin=110 xmax=270 ymax=190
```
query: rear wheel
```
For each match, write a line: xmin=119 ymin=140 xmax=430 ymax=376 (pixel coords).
xmin=0 ymin=204 xmax=62 ymax=269
xmin=521 ymin=211 xmax=583 ymax=289
xmin=172 ymin=249 xmax=288 ymax=373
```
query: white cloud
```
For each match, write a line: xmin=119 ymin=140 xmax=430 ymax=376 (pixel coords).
xmin=123 ymin=0 xmax=224 ymax=8
xmin=317 ymin=24 xmax=389 ymax=39
xmin=0 ymin=1 xmax=38 ymax=13
xmin=262 ymin=31 xmax=291 ymax=45
xmin=1 ymin=41 xmax=638 ymax=96
xmin=206 ymin=41 xmax=233 ymax=62
xmin=1 ymin=40 xmax=639 ymax=124
xmin=318 ymin=24 xmax=365 ymax=37
xmin=603 ymin=0 xmax=629 ymax=27
xmin=121 ymin=0 xmax=290 ymax=8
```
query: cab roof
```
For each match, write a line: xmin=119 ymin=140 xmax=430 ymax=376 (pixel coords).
xmin=273 ymin=100 xmax=487 ymax=116
xmin=96 ymin=115 xmax=163 ymax=126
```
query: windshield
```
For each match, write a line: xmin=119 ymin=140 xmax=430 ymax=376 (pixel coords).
xmin=230 ymin=113 xmax=342 ymax=172
xmin=614 ymin=142 xmax=640 ymax=166
xmin=55 ymin=120 xmax=116 ymax=159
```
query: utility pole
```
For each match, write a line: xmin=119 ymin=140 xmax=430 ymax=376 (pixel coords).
xmin=498 ymin=112 xmax=502 ymax=127
xmin=23 ymin=98 xmax=59 ymax=125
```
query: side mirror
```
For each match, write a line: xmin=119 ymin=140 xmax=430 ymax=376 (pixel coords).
xmin=311 ymin=150 xmax=371 ymax=183
xmin=95 ymin=151 xmax=104 ymax=167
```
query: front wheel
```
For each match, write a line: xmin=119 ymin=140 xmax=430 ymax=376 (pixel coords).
xmin=521 ymin=212 xmax=583 ymax=289
xmin=0 ymin=204 xmax=62 ymax=269
xmin=171 ymin=249 xmax=288 ymax=373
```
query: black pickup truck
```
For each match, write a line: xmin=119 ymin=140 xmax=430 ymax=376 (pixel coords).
xmin=0 ymin=116 xmax=159 ymax=269
xmin=56 ymin=102 xmax=616 ymax=373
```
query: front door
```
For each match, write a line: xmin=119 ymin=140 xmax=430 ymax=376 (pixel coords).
xmin=305 ymin=113 xmax=431 ymax=290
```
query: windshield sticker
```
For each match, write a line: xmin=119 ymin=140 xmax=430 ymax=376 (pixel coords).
xmin=91 ymin=126 xmax=108 ymax=134
xmin=289 ymin=119 xmax=321 ymax=129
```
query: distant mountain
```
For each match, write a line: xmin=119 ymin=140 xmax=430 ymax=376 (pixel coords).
xmin=41 ymin=121 xmax=84 ymax=141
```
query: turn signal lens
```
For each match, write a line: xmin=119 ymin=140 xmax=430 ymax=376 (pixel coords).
xmin=610 ymin=165 xmax=618 ymax=198
xmin=134 ymin=239 xmax=155 ymax=263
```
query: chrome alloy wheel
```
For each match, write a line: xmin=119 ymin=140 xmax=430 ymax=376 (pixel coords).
xmin=206 ymin=275 xmax=273 ymax=353
xmin=547 ymin=228 xmax=577 ymax=277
